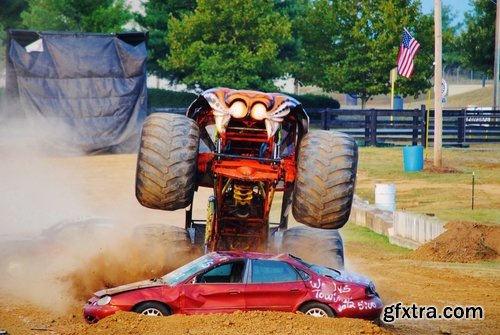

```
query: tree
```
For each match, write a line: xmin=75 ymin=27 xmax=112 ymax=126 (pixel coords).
xmin=0 ymin=0 xmax=28 ymax=67
xmin=273 ymin=0 xmax=308 ymax=89
xmin=20 ymin=0 xmax=132 ymax=32
xmin=442 ymin=5 xmax=462 ymax=69
xmin=296 ymin=0 xmax=433 ymax=108
xmin=0 ymin=0 xmax=28 ymax=30
xmin=458 ymin=0 xmax=496 ymax=77
xmin=162 ymin=0 xmax=292 ymax=91
xmin=135 ymin=0 xmax=196 ymax=80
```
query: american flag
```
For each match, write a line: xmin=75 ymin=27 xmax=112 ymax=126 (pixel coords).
xmin=397 ymin=29 xmax=420 ymax=78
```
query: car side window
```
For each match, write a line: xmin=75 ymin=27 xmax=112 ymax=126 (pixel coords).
xmin=250 ymin=259 xmax=300 ymax=283
xmin=196 ymin=261 xmax=245 ymax=284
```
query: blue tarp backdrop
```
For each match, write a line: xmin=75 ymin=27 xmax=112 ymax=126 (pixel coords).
xmin=5 ymin=30 xmax=148 ymax=154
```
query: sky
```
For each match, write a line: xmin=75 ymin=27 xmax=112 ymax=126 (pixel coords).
xmin=421 ymin=0 xmax=473 ymax=24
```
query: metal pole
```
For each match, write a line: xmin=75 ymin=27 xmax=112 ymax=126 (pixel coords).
xmin=472 ymin=172 xmax=475 ymax=210
xmin=434 ymin=0 xmax=443 ymax=168
xmin=494 ymin=0 xmax=500 ymax=109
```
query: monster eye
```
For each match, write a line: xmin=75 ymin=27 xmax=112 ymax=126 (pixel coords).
xmin=250 ymin=103 xmax=268 ymax=121
xmin=229 ymin=100 xmax=247 ymax=118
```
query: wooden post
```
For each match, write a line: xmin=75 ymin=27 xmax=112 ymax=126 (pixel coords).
xmin=370 ymin=110 xmax=377 ymax=146
xmin=434 ymin=0 xmax=443 ymax=167
xmin=458 ymin=109 xmax=466 ymax=146
xmin=420 ymin=105 xmax=427 ymax=147
xmin=364 ymin=113 xmax=370 ymax=146
xmin=411 ymin=109 xmax=418 ymax=146
xmin=321 ymin=109 xmax=327 ymax=130
xmin=324 ymin=109 xmax=330 ymax=130
xmin=494 ymin=0 xmax=500 ymax=109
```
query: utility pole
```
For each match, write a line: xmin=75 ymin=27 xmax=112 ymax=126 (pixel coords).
xmin=434 ymin=0 xmax=443 ymax=168
xmin=494 ymin=0 xmax=500 ymax=109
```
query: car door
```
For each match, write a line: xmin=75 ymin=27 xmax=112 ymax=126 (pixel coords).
xmin=181 ymin=260 xmax=246 ymax=314
xmin=245 ymin=259 xmax=307 ymax=312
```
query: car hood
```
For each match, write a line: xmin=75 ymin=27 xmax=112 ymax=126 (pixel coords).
xmin=334 ymin=270 xmax=372 ymax=286
xmin=95 ymin=278 xmax=165 ymax=297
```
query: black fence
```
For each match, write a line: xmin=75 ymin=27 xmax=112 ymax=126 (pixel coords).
xmin=308 ymin=107 xmax=500 ymax=147
xmin=150 ymin=106 xmax=500 ymax=147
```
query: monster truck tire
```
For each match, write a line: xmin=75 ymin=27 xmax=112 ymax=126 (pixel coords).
xmin=282 ymin=226 xmax=344 ymax=269
xmin=133 ymin=224 xmax=191 ymax=244
xmin=133 ymin=225 xmax=194 ymax=267
xmin=136 ymin=113 xmax=199 ymax=210
xmin=292 ymin=130 xmax=358 ymax=229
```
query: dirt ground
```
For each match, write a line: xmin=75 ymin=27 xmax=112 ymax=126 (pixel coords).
xmin=0 ymin=153 xmax=499 ymax=335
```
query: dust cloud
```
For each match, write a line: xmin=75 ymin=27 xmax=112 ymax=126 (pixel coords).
xmin=65 ymin=237 xmax=201 ymax=301
xmin=0 ymin=116 xmax=200 ymax=313
xmin=0 ymin=119 xmax=88 ymax=234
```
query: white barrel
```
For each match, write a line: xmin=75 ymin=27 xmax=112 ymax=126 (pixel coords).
xmin=375 ymin=183 xmax=396 ymax=211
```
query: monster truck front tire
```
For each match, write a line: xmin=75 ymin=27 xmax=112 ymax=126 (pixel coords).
xmin=136 ymin=113 xmax=199 ymax=210
xmin=292 ymin=130 xmax=358 ymax=229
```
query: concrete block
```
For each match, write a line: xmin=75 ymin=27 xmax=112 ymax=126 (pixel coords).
xmin=389 ymin=234 xmax=421 ymax=250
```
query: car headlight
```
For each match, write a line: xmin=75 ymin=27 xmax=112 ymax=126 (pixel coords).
xmin=365 ymin=282 xmax=377 ymax=297
xmin=97 ymin=296 xmax=112 ymax=306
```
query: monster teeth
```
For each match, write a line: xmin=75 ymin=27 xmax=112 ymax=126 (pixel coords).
xmin=214 ymin=114 xmax=231 ymax=134
xmin=265 ymin=119 xmax=280 ymax=138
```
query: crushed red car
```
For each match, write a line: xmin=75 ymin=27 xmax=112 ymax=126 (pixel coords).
xmin=83 ymin=251 xmax=382 ymax=322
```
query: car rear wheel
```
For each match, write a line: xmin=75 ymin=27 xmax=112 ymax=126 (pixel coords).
xmin=299 ymin=302 xmax=335 ymax=317
xmin=134 ymin=302 xmax=171 ymax=317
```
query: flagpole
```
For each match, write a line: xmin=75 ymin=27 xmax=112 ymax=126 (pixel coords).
xmin=390 ymin=68 xmax=396 ymax=109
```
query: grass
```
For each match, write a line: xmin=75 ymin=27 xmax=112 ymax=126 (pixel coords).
xmin=340 ymin=224 xmax=411 ymax=255
xmin=307 ymin=82 xmax=494 ymax=109
xmin=355 ymin=144 xmax=500 ymax=225
xmin=442 ymin=85 xmax=493 ymax=108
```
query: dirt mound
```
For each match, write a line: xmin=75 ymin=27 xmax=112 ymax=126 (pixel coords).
xmin=70 ymin=311 xmax=390 ymax=335
xmin=409 ymin=221 xmax=500 ymax=263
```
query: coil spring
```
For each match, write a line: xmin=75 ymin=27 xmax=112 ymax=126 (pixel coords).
xmin=233 ymin=184 xmax=253 ymax=205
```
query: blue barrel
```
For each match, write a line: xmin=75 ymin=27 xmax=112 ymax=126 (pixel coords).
xmin=403 ymin=145 xmax=424 ymax=172
xmin=345 ymin=94 xmax=357 ymax=106
xmin=393 ymin=95 xmax=403 ymax=109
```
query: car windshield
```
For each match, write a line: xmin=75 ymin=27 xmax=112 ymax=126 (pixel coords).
xmin=309 ymin=264 xmax=341 ymax=279
xmin=291 ymin=255 xmax=341 ymax=279
xmin=161 ymin=254 xmax=216 ymax=286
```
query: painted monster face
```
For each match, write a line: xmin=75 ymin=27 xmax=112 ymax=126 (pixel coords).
xmin=202 ymin=89 xmax=298 ymax=138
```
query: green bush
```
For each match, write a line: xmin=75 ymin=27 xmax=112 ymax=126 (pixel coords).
xmin=286 ymin=93 xmax=340 ymax=109
xmin=147 ymin=88 xmax=197 ymax=108
xmin=147 ymin=88 xmax=339 ymax=109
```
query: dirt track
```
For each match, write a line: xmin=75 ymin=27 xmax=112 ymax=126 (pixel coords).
xmin=0 ymin=154 xmax=499 ymax=335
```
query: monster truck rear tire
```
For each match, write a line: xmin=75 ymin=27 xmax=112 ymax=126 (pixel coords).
xmin=282 ymin=226 xmax=344 ymax=269
xmin=133 ymin=224 xmax=192 ymax=245
xmin=133 ymin=225 xmax=195 ymax=267
xmin=136 ymin=113 xmax=199 ymax=210
xmin=292 ymin=130 xmax=358 ymax=229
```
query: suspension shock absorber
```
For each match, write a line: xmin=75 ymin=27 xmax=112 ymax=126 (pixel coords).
xmin=233 ymin=184 xmax=253 ymax=206
xmin=233 ymin=183 xmax=253 ymax=218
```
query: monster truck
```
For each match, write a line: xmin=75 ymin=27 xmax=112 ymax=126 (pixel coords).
xmin=135 ymin=88 xmax=357 ymax=268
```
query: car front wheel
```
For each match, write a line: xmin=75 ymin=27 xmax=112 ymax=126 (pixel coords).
xmin=299 ymin=302 xmax=335 ymax=317
xmin=133 ymin=302 xmax=171 ymax=317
